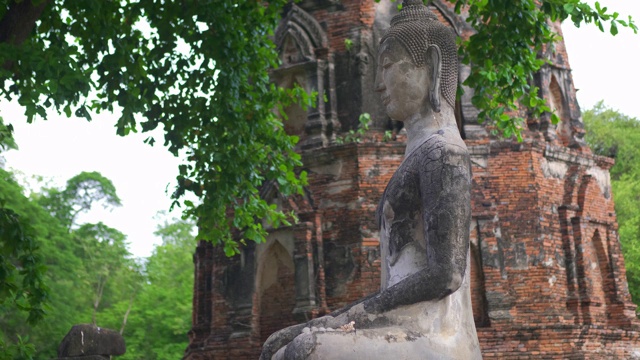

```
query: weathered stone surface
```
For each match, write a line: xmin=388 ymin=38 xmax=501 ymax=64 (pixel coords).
xmin=185 ymin=0 xmax=640 ymax=359
xmin=57 ymin=324 xmax=125 ymax=358
xmin=260 ymin=1 xmax=481 ymax=358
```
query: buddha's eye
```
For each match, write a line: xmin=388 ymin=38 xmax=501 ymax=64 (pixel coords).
xmin=382 ymin=58 xmax=393 ymax=69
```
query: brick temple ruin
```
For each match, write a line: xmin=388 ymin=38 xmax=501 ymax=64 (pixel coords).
xmin=184 ymin=1 xmax=640 ymax=358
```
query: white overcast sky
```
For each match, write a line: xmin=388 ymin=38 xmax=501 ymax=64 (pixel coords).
xmin=562 ymin=2 xmax=640 ymax=117
xmin=2 ymin=1 xmax=639 ymax=258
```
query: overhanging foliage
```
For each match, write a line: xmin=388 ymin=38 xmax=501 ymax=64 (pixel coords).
xmin=0 ymin=0 xmax=635 ymax=255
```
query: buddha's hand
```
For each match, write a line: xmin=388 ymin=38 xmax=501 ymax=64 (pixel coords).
xmin=260 ymin=322 xmax=307 ymax=360
xmin=260 ymin=304 xmax=370 ymax=359
xmin=260 ymin=315 xmax=342 ymax=360
xmin=342 ymin=302 xmax=372 ymax=329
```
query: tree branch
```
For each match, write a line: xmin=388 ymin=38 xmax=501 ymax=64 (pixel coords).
xmin=0 ymin=0 xmax=50 ymax=45
xmin=119 ymin=295 xmax=135 ymax=335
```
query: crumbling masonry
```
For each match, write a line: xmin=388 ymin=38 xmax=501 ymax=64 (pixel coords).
xmin=184 ymin=1 xmax=640 ymax=358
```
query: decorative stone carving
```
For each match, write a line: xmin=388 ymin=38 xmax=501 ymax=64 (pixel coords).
xmin=275 ymin=4 xmax=328 ymax=57
xmin=354 ymin=48 xmax=371 ymax=76
xmin=260 ymin=1 xmax=481 ymax=359
xmin=272 ymin=3 xmax=339 ymax=149
xmin=275 ymin=3 xmax=327 ymax=65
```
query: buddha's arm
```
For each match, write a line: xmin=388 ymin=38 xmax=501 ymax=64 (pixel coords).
xmin=363 ymin=144 xmax=472 ymax=314
xmin=260 ymin=145 xmax=471 ymax=359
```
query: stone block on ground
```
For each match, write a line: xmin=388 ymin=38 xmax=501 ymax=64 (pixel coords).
xmin=57 ymin=324 xmax=125 ymax=358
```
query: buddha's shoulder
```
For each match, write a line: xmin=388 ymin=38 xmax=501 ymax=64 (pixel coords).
xmin=414 ymin=130 xmax=468 ymax=161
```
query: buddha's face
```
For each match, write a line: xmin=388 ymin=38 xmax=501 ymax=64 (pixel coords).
xmin=375 ymin=38 xmax=430 ymax=122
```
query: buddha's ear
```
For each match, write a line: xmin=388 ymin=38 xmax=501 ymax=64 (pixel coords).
xmin=426 ymin=44 xmax=442 ymax=113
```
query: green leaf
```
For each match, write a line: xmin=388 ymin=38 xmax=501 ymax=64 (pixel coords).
xmin=564 ymin=4 xmax=575 ymax=14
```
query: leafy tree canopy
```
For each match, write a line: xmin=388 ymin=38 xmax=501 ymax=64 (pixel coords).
xmin=458 ymin=0 xmax=636 ymax=139
xmin=0 ymin=0 xmax=635 ymax=254
xmin=0 ymin=162 xmax=58 ymax=356
xmin=0 ymin=176 xmax=47 ymax=360
xmin=36 ymin=171 xmax=121 ymax=230
xmin=583 ymin=101 xmax=640 ymax=305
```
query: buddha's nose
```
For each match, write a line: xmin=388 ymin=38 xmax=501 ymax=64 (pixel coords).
xmin=374 ymin=78 xmax=385 ymax=93
xmin=374 ymin=67 xmax=385 ymax=93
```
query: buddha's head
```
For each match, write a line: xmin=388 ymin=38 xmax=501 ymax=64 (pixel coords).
xmin=375 ymin=0 xmax=458 ymax=122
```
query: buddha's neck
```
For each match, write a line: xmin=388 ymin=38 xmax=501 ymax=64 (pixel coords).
xmin=404 ymin=106 xmax=457 ymax=156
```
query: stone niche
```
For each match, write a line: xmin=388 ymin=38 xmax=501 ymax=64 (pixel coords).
xmin=271 ymin=3 xmax=340 ymax=150
xmin=221 ymin=186 xmax=320 ymax=340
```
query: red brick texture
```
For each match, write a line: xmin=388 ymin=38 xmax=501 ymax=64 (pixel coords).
xmin=466 ymin=138 xmax=640 ymax=358
xmin=184 ymin=1 xmax=640 ymax=359
xmin=185 ymin=138 xmax=640 ymax=360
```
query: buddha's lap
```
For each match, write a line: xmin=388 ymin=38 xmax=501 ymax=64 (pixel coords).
xmin=276 ymin=325 xmax=481 ymax=360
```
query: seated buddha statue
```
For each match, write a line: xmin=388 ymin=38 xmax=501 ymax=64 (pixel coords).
xmin=260 ymin=1 xmax=481 ymax=359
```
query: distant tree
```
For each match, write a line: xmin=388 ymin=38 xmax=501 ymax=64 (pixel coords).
xmin=73 ymin=222 xmax=132 ymax=325
xmin=583 ymin=101 xmax=640 ymax=305
xmin=37 ymin=172 xmax=121 ymax=230
xmin=0 ymin=169 xmax=137 ymax=360
xmin=99 ymin=219 xmax=195 ymax=360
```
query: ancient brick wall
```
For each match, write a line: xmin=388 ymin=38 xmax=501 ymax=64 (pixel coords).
xmin=184 ymin=1 xmax=640 ymax=359
xmin=466 ymin=138 xmax=640 ymax=358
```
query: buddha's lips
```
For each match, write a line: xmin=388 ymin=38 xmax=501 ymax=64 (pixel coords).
xmin=381 ymin=95 xmax=391 ymax=105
